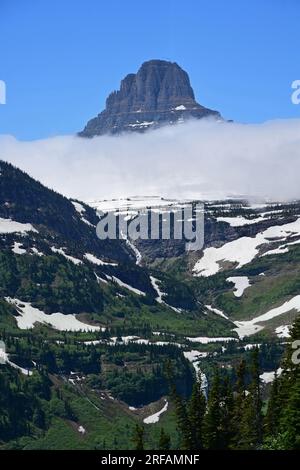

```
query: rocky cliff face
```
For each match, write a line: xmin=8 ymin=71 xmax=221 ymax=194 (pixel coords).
xmin=79 ymin=60 xmax=222 ymax=137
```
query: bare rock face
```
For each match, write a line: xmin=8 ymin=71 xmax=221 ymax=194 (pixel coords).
xmin=79 ymin=60 xmax=222 ymax=137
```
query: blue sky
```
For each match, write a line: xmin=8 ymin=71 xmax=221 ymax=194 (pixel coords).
xmin=0 ymin=0 xmax=300 ymax=140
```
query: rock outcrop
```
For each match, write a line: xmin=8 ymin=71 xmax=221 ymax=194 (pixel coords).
xmin=79 ymin=60 xmax=222 ymax=136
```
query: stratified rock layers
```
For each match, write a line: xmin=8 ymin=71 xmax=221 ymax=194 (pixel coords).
xmin=79 ymin=60 xmax=221 ymax=136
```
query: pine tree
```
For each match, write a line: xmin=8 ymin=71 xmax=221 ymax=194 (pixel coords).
xmin=279 ymin=378 xmax=300 ymax=449
xmin=172 ymin=385 xmax=193 ymax=449
xmin=202 ymin=369 xmax=221 ymax=449
xmin=239 ymin=349 xmax=263 ymax=449
xmin=166 ymin=361 xmax=193 ymax=450
xmin=230 ymin=359 xmax=246 ymax=449
xmin=219 ymin=375 xmax=234 ymax=449
xmin=265 ymin=372 xmax=280 ymax=437
xmin=132 ymin=424 xmax=145 ymax=450
xmin=188 ymin=375 xmax=206 ymax=449
xmin=32 ymin=407 xmax=46 ymax=429
xmin=275 ymin=317 xmax=300 ymax=449
xmin=158 ymin=428 xmax=171 ymax=450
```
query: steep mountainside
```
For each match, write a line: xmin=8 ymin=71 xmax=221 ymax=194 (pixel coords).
xmin=0 ymin=160 xmax=299 ymax=450
xmin=79 ymin=60 xmax=222 ymax=136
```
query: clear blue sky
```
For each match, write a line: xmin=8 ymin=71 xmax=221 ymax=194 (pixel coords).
xmin=0 ymin=0 xmax=300 ymax=140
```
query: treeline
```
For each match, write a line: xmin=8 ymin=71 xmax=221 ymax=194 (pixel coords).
xmin=173 ymin=318 xmax=300 ymax=450
xmin=0 ymin=250 xmax=104 ymax=314
xmin=135 ymin=317 xmax=300 ymax=451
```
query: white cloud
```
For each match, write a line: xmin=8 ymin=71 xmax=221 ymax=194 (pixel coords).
xmin=1 ymin=118 xmax=300 ymax=202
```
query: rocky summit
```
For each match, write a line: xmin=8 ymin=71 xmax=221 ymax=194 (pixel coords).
xmin=79 ymin=59 xmax=222 ymax=137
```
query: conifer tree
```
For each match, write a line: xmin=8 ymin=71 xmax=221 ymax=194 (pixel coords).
xmin=265 ymin=372 xmax=280 ymax=437
xmin=166 ymin=360 xmax=193 ymax=450
xmin=158 ymin=428 xmax=171 ymax=450
xmin=230 ymin=359 xmax=246 ymax=449
xmin=239 ymin=349 xmax=263 ymax=449
xmin=172 ymin=386 xmax=193 ymax=449
xmin=132 ymin=424 xmax=145 ymax=450
xmin=202 ymin=369 xmax=221 ymax=449
xmin=276 ymin=318 xmax=300 ymax=449
xmin=219 ymin=375 xmax=234 ymax=449
xmin=188 ymin=375 xmax=206 ymax=449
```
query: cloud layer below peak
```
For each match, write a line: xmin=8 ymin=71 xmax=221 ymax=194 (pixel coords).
xmin=1 ymin=118 xmax=300 ymax=202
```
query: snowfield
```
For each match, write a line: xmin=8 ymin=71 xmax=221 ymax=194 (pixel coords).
xmin=51 ymin=247 xmax=82 ymax=265
xmin=183 ymin=350 xmax=208 ymax=396
xmin=194 ymin=217 xmax=300 ymax=277
xmin=12 ymin=241 xmax=27 ymax=255
xmin=233 ymin=295 xmax=300 ymax=338
xmin=0 ymin=217 xmax=37 ymax=234
xmin=123 ymin=236 xmax=142 ymax=265
xmin=227 ymin=276 xmax=251 ymax=297
xmin=193 ymin=236 xmax=263 ymax=276
xmin=262 ymin=238 xmax=300 ymax=257
xmin=110 ymin=276 xmax=146 ymax=296
xmin=275 ymin=325 xmax=291 ymax=338
xmin=205 ymin=304 xmax=229 ymax=320
xmin=84 ymin=252 xmax=117 ymax=266
xmin=5 ymin=298 xmax=103 ymax=332
xmin=149 ymin=276 xmax=182 ymax=312
xmin=260 ymin=368 xmax=283 ymax=384
xmin=150 ymin=276 xmax=165 ymax=303
xmin=217 ymin=215 xmax=265 ymax=227
xmin=0 ymin=348 xmax=32 ymax=376
xmin=233 ymin=322 xmax=264 ymax=339
xmin=143 ymin=399 xmax=168 ymax=424
xmin=186 ymin=336 xmax=237 ymax=344
xmin=71 ymin=201 xmax=94 ymax=227
xmin=183 ymin=350 xmax=208 ymax=362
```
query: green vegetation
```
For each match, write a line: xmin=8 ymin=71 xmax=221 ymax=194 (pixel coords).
xmin=167 ymin=318 xmax=300 ymax=450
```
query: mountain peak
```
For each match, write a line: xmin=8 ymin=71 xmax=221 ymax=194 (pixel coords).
xmin=79 ymin=59 xmax=222 ymax=137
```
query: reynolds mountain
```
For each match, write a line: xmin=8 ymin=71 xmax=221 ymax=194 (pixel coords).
xmin=79 ymin=60 xmax=222 ymax=137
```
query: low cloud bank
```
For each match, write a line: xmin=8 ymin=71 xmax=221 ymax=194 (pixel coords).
xmin=1 ymin=118 xmax=300 ymax=202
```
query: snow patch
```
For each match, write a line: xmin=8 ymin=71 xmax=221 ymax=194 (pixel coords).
xmin=150 ymin=276 xmax=165 ymax=303
xmin=0 ymin=349 xmax=33 ymax=376
xmin=260 ymin=368 xmax=283 ymax=384
xmin=6 ymin=298 xmax=102 ymax=332
xmin=78 ymin=425 xmax=86 ymax=434
xmin=186 ymin=336 xmax=237 ymax=344
xmin=12 ymin=241 xmax=26 ymax=255
xmin=84 ymin=253 xmax=117 ymax=266
xmin=0 ymin=217 xmax=37 ymax=234
xmin=143 ymin=399 xmax=168 ymax=424
xmin=227 ymin=276 xmax=251 ymax=297
xmin=205 ymin=304 xmax=229 ymax=320
xmin=275 ymin=325 xmax=291 ymax=338
xmin=51 ymin=247 xmax=82 ymax=265
xmin=217 ymin=216 xmax=265 ymax=227
xmin=31 ymin=247 xmax=43 ymax=256
xmin=150 ymin=276 xmax=182 ymax=312
xmin=233 ymin=295 xmax=300 ymax=338
xmin=183 ymin=350 xmax=208 ymax=362
xmin=194 ymin=218 xmax=300 ymax=277
xmin=111 ymin=276 xmax=145 ymax=296
xmin=72 ymin=201 xmax=85 ymax=215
